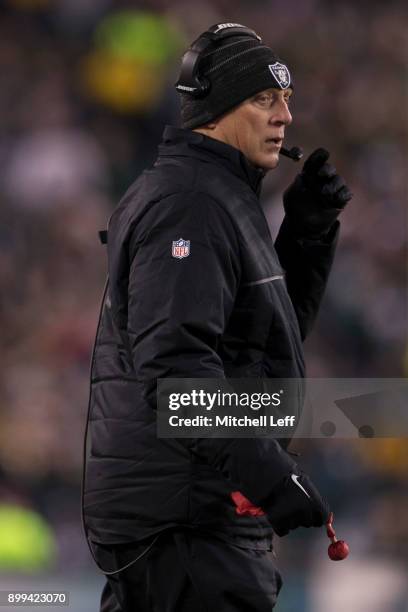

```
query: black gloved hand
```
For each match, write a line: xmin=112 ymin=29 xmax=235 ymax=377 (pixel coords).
xmin=283 ymin=148 xmax=353 ymax=239
xmin=265 ymin=471 xmax=330 ymax=537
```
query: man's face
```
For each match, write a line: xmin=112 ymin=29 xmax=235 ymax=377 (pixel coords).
xmin=211 ymin=87 xmax=293 ymax=170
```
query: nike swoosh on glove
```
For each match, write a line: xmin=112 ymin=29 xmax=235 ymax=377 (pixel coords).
xmin=283 ymin=148 xmax=353 ymax=239
xmin=264 ymin=471 xmax=331 ymax=537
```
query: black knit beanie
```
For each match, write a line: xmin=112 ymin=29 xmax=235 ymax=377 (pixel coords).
xmin=177 ymin=27 xmax=293 ymax=130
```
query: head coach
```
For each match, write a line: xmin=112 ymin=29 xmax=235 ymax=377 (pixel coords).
xmin=82 ymin=22 xmax=352 ymax=611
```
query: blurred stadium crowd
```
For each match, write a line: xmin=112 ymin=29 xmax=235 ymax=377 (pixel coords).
xmin=0 ymin=0 xmax=406 ymax=609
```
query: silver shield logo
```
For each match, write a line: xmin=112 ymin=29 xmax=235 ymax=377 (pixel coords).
xmin=172 ymin=238 xmax=190 ymax=259
xmin=268 ymin=62 xmax=291 ymax=89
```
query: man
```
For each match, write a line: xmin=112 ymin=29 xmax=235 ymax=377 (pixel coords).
xmin=82 ymin=23 xmax=352 ymax=611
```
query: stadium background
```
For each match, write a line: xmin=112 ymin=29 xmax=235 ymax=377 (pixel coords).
xmin=0 ymin=0 xmax=406 ymax=610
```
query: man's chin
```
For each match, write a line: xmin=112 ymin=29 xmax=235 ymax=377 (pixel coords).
xmin=257 ymin=153 xmax=280 ymax=171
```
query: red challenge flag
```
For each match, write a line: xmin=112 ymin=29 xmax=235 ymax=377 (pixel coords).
xmin=326 ymin=512 xmax=349 ymax=561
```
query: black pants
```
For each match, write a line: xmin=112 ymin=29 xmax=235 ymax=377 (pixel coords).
xmin=96 ymin=530 xmax=282 ymax=612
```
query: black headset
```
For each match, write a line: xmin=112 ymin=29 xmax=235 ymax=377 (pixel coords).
xmin=175 ymin=23 xmax=261 ymax=98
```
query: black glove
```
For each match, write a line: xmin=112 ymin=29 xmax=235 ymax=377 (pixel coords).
xmin=283 ymin=148 xmax=353 ymax=239
xmin=265 ymin=471 xmax=330 ymax=537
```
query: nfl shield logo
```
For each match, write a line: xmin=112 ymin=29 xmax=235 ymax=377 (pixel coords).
xmin=268 ymin=62 xmax=291 ymax=89
xmin=172 ymin=238 xmax=190 ymax=259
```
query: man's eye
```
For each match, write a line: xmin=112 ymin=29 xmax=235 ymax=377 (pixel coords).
xmin=255 ymin=95 xmax=272 ymax=105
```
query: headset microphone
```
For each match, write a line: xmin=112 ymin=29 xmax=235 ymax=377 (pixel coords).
xmin=280 ymin=146 xmax=303 ymax=161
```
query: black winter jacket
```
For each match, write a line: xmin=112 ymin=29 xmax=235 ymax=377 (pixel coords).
xmin=83 ymin=126 xmax=339 ymax=548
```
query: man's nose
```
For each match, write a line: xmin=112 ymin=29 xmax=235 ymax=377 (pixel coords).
xmin=269 ymin=99 xmax=292 ymax=126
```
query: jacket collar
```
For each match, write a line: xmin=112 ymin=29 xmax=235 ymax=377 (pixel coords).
xmin=159 ymin=125 xmax=267 ymax=196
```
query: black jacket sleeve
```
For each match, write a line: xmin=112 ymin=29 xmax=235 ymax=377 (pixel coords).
xmin=274 ymin=216 xmax=340 ymax=340
xmin=126 ymin=192 xmax=239 ymax=380
xmin=124 ymin=192 xmax=302 ymax=512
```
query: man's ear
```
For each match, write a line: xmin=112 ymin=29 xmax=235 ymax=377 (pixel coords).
xmin=192 ymin=121 xmax=219 ymax=136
